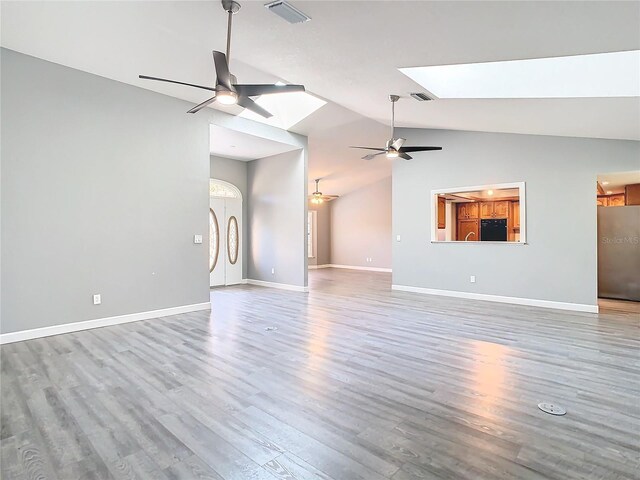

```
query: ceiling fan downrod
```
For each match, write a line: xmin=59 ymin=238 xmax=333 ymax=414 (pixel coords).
xmin=221 ymin=0 xmax=241 ymax=64
xmin=389 ymin=94 xmax=399 ymax=140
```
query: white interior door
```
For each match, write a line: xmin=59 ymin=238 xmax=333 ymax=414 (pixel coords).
xmin=209 ymin=198 xmax=226 ymax=287
xmin=224 ymin=198 xmax=242 ymax=285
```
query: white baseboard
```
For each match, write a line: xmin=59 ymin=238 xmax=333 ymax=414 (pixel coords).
xmin=246 ymin=279 xmax=309 ymax=293
xmin=0 ymin=302 xmax=212 ymax=345
xmin=328 ymin=264 xmax=392 ymax=273
xmin=391 ymin=284 xmax=598 ymax=313
xmin=308 ymin=264 xmax=331 ymax=270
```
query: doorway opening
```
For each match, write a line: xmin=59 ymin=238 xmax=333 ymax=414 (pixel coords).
xmin=596 ymin=170 xmax=640 ymax=309
xmin=210 ymin=179 xmax=243 ymax=287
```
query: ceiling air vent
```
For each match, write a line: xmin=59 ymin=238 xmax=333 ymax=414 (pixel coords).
xmin=264 ymin=1 xmax=311 ymax=24
xmin=410 ymin=92 xmax=434 ymax=101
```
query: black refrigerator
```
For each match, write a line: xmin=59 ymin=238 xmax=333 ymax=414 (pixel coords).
xmin=481 ymin=219 xmax=507 ymax=241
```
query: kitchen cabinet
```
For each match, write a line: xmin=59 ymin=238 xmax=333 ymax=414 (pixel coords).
xmin=480 ymin=201 xmax=509 ymax=219
xmin=457 ymin=202 xmax=478 ymax=219
xmin=457 ymin=219 xmax=479 ymax=241
xmin=608 ymin=194 xmax=625 ymax=207
xmin=438 ymin=197 xmax=446 ymax=229
xmin=626 ymin=184 xmax=640 ymax=205
xmin=510 ymin=201 xmax=520 ymax=229
xmin=598 ymin=194 xmax=626 ymax=207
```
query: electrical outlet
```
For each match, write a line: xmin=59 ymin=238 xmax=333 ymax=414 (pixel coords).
xmin=93 ymin=294 xmax=101 ymax=305
xmin=271 ymin=267 xmax=275 ymax=275
xmin=396 ymin=235 xmax=401 ymax=242
xmin=193 ymin=234 xmax=203 ymax=244
xmin=470 ymin=275 xmax=476 ymax=283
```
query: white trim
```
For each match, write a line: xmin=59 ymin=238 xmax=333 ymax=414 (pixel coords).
xmin=391 ymin=284 xmax=598 ymax=313
xmin=0 ymin=302 xmax=212 ymax=345
xmin=328 ymin=264 xmax=392 ymax=273
xmin=246 ymin=279 xmax=309 ymax=292
xmin=308 ymin=264 xmax=331 ymax=270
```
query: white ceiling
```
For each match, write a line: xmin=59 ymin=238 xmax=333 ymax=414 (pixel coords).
xmin=209 ymin=125 xmax=300 ymax=161
xmin=2 ymin=1 xmax=639 ymax=196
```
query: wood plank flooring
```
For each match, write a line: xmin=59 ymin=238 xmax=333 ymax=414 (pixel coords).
xmin=2 ymin=268 xmax=639 ymax=480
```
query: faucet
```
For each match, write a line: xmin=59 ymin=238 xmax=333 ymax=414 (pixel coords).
xmin=465 ymin=232 xmax=476 ymax=241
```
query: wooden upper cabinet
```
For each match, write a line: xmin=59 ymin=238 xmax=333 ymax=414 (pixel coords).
xmin=626 ymin=183 xmax=640 ymax=205
xmin=437 ymin=197 xmax=446 ymax=229
xmin=457 ymin=202 xmax=478 ymax=219
xmin=480 ymin=201 xmax=509 ymax=219
xmin=480 ymin=202 xmax=494 ymax=219
xmin=493 ymin=201 xmax=509 ymax=218
xmin=511 ymin=201 xmax=520 ymax=229
xmin=597 ymin=196 xmax=608 ymax=206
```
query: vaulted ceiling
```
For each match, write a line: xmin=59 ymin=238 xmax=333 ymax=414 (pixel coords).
xmin=2 ymin=1 xmax=638 ymax=195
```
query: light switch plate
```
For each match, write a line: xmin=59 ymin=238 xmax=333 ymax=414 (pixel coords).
xmin=470 ymin=275 xmax=476 ymax=283
xmin=93 ymin=294 xmax=101 ymax=305
xmin=396 ymin=235 xmax=401 ymax=242
xmin=194 ymin=234 xmax=203 ymax=244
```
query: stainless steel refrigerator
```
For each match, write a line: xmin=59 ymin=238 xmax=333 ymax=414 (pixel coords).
xmin=598 ymin=206 xmax=640 ymax=301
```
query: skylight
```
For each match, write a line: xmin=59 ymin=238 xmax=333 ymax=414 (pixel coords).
xmin=399 ymin=51 xmax=640 ymax=99
xmin=238 ymin=88 xmax=327 ymax=130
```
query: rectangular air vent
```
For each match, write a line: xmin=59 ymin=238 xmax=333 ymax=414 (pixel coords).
xmin=410 ymin=92 xmax=434 ymax=101
xmin=264 ymin=1 xmax=311 ymax=24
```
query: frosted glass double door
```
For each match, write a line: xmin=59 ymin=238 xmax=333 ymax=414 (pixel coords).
xmin=209 ymin=197 xmax=242 ymax=286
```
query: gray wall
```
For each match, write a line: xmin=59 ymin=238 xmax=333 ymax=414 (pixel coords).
xmin=1 ymin=48 xmax=211 ymax=334
xmin=393 ymin=128 xmax=640 ymax=307
xmin=309 ymin=202 xmax=331 ymax=266
xmin=330 ymin=177 xmax=392 ymax=269
xmin=247 ymin=150 xmax=307 ymax=287
xmin=210 ymin=155 xmax=249 ymax=279
xmin=1 ymin=48 xmax=308 ymax=335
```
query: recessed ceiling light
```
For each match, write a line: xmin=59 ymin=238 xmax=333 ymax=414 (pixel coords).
xmin=399 ymin=50 xmax=640 ymax=99
xmin=602 ymin=181 xmax=610 ymax=185
xmin=487 ymin=189 xmax=494 ymax=195
xmin=606 ymin=190 xmax=613 ymax=194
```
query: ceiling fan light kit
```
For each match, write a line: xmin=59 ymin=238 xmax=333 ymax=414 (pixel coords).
xmin=350 ymin=94 xmax=442 ymax=160
xmin=309 ymin=179 xmax=339 ymax=204
xmin=216 ymin=90 xmax=239 ymax=105
xmin=139 ymin=0 xmax=305 ymax=116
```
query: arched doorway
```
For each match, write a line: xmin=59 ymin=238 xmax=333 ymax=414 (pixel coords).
xmin=209 ymin=179 xmax=242 ymax=286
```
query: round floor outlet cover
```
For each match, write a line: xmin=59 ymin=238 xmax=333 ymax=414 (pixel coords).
xmin=538 ymin=402 xmax=566 ymax=416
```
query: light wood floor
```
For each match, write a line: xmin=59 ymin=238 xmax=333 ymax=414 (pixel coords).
xmin=2 ymin=268 xmax=639 ymax=480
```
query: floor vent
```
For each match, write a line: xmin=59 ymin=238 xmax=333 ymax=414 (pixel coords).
xmin=538 ymin=402 xmax=566 ymax=416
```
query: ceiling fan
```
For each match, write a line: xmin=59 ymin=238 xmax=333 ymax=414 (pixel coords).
xmin=139 ymin=0 xmax=305 ymax=117
xmin=350 ymin=95 xmax=442 ymax=160
xmin=309 ymin=179 xmax=339 ymax=204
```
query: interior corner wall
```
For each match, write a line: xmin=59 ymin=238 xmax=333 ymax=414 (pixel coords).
xmin=247 ymin=149 xmax=307 ymax=288
xmin=309 ymin=202 xmax=331 ymax=266
xmin=330 ymin=177 xmax=392 ymax=269
xmin=1 ymin=48 xmax=212 ymax=335
xmin=210 ymin=155 xmax=248 ymax=279
xmin=393 ymin=128 xmax=640 ymax=308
